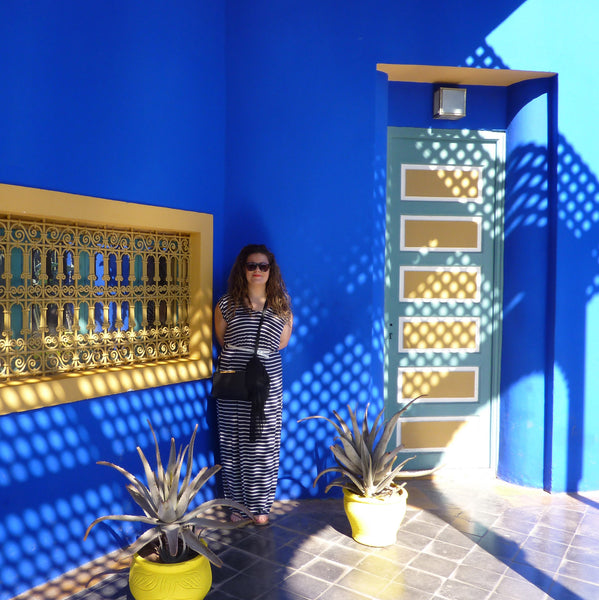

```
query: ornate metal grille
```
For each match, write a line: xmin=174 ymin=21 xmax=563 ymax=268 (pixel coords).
xmin=0 ymin=214 xmax=191 ymax=381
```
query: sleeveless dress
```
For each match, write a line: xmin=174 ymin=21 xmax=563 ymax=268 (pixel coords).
xmin=215 ymin=294 xmax=286 ymax=516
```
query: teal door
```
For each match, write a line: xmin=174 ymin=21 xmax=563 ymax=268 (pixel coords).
xmin=385 ymin=127 xmax=505 ymax=470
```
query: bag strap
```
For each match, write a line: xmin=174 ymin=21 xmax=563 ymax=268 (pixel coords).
xmin=253 ymin=301 xmax=268 ymax=356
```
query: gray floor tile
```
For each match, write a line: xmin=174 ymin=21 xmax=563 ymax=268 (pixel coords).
xmin=409 ymin=552 xmax=458 ymax=578
xmin=549 ymin=575 xmax=599 ymax=600
xmin=395 ymin=566 xmax=444 ymax=595
xmin=278 ymin=571 xmax=330 ymax=599
xmin=557 ymin=560 xmax=599 ymax=586
xmin=355 ymin=553 xmax=402 ymax=581
xmin=319 ymin=543 xmax=365 ymax=567
xmin=301 ymin=557 xmax=348 ymax=583
xmin=35 ymin=476 xmax=599 ymax=600
xmin=452 ymin=563 xmax=502 ymax=591
xmin=335 ymin=567 xmax=390 ymax=598
xmin=437 ymin=578 xmax=491 ymax=600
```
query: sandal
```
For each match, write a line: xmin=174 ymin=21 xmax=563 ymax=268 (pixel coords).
xmin=254 ymin=514 xmax=269 ymax=526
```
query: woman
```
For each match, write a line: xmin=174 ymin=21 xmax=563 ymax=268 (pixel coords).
xmin=214 ymin=244 xmax=293 ymax=525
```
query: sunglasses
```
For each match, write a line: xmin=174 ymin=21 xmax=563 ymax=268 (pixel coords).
xmin=246 ymin=262 xmax=270 ymax=272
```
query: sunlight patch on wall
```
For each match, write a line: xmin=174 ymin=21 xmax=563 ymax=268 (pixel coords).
xmin=487 ymin=0 xmax=599 ymax=175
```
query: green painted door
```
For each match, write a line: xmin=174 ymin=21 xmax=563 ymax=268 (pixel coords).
xmin=385 ymin=127 xmax=505 ymax=470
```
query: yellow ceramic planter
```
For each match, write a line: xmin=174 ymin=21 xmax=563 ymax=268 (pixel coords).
xmin=129 ymin=552 xmax=212 ymax=600
xmin=343 ymin=488 xmax=408 ymax=547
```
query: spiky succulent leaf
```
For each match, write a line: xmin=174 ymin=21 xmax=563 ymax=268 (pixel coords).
xmin=313 ymin=465 xmax=365 ymax=495
xmin=177 ymin=465 xmax=220 ymax=517
xmin=330 ymin=443 xmax=361 ymax=474
xmin=180 ymin=425 xmax=198 ymax=497
xmin=84 ymin=422 xmax=253 ymax=566
xmin=360 ymin=438 xmax=374 ymax=495
xmin=331 ymin=409 xmax=354 ymax=439
xmin=83 ymin=513 xmax=159 ymax=541
xmin=164 ymin=438 xmax=178 ymax=490
xmin=297 ymin=414 xmax=346 ymax=438
xmin=147 ymin=421 xmax=165 ymax=495
xmin=364 ymin=407 xmax=383 ymax=451
xmin=397 ymin=395 xmax=422 ymax=416
xmin=162 ymin=455 xmax=182 ymax=521
xmin=126 ymin=484 xmax=160 ymax=519
xmin=323 ymin=474 xmax=363 ymax=496
xmin=348 ymin=406 xmax=364 ymax=451
xmin=373 ymin=446 xmax=404 ymax=478
xmin=136 ymin=445 xmax=162 ymax=508
xmin=181 ymin=528 xmax=223 ymax=568
xmin=361 ymin=403 xmax=371 ymax=446
xmin=334 ymin=434 xmax=362 ymax=467
xmin=371 ymin=414 xmax=402 ymax=466
xmin=185 ymin=498 xmax=253 ymax=522
xmin=97 ymin=460 xmax=152 ymax=502
xmin=373 ymin=455 xmax=417 ymax=494
xmin=300 ymin=397 xmax=430 ymax=498
xmin=163 ymin=523 xmax=180 ymax=556
xmin=124 ymin=526 xmax=166 ymax=557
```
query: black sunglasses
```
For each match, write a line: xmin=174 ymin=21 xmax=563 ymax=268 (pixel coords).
xmin=246 ymin=262 xmax=270 ymax=272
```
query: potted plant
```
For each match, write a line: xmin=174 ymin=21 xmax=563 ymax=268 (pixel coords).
xmin=84 ymin=421 xmax=253 ymax=600
xmin=299 ymin=396 xmax=434 ymax=547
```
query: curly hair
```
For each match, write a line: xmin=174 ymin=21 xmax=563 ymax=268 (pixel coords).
xmin=226 ymin=244 xmax=292 ymax=320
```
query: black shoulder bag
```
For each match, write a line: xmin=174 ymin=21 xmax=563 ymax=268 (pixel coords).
xmin=211 ymin=304 xmax=271 ymax=441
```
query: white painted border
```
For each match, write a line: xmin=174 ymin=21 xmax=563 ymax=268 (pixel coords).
xmin=399 ymin=266 xmax=481 ymax=303
xmin=397 ymin=366 xmax=479 ymax=403
xmin=400 ymin=164 xmax=484 ymax=203
xmin=400 ymin=215 xmax=482 ymax=252
xmin=398 ymin=316 xmax=481 ymax=353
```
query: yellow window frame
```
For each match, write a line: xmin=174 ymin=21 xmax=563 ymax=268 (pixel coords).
xmin=0 ymin=184 xmax=213 ymax=415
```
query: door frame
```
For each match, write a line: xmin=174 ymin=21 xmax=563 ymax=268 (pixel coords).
xmin=384 ymin=127 xmax=506 ymax=472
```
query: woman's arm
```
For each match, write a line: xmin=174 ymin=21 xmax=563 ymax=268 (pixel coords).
xmin=279 ymin=313 xmax=293 ymax=349
xmin=214 ymin=304 xmax=227 ymax=347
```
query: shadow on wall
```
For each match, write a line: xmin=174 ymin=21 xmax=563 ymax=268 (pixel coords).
xmin=282 ymin=127 xmax=507 ymax=496
xmin=501 ymin=132 xmax=599 ymax=491
xmin=5 ymin=29 xmax=599 ymax=600
xmin=0 ymin=380 xmax=217 ymax=600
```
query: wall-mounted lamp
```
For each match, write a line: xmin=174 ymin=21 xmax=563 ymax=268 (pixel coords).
xmin=433 ymin=86 xmax=466 ymax=120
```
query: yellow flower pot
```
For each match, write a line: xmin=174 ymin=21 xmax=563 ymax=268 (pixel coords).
xmin=129 ymin=552 xmax=212 ymax=600
xmin=343 ymin=487 xmax=408 ymax=547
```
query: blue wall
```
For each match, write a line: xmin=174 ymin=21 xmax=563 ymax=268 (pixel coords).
xmin=500 ymin=80 xmax=554 ymax=488
xmin=0 ymin=2 xmax=227 ymax=598
xmin=3 ymin=1 xmax=599 ymax=597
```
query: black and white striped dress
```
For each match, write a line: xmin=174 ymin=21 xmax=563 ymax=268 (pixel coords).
xmin=215 ymin=294 xmax=286 ymax=516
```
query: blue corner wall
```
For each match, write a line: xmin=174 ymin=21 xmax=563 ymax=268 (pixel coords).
xmin=0 ymin=2 xmax=227 ymax=597
xmin=499 ymin=78 xmax=555 ymax=488
xmin=3 ymin=1 xmax=599 ymax=597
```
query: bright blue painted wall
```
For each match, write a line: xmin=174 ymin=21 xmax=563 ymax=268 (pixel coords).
xmin=0 ymin=2 xmax=226 ymax=598
xmin=0 ymin=1 xmax=226 ymax=213
xmin=0 ymin=385 xmax=218 ymax=598
xmin=2 ymin=0 xmax=599 ymax=596
xmin=500 ymin=81 xmax=553 ymax=488
xmin=387 ymin=82 xmax=507 ymax=130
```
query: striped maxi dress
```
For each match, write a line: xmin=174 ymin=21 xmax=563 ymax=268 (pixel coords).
xmin=215 ymin=294 xmax=286 ymax=516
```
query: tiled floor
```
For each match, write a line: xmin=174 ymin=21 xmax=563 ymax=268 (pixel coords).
xmin=19 ymin=472 xmax=599 ymax=600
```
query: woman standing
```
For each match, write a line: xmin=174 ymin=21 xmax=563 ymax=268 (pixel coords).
xmin=214 ymin=244 xmax=293 ymax=525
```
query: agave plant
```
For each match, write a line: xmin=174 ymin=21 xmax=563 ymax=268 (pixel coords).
xmin=300 ymin=396 xmax=432 ymax=498
xmin=84 ymin=421 xmax=253 ymax=567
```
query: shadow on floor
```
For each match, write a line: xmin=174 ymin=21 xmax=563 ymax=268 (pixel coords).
xmin=15 ymin=474 xmax=599 ymax=600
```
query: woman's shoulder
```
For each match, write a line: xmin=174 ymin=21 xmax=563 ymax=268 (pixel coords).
xmin=217 ymin=293 xmax=247 ymax=321
xmin=217 ymin=293 xmax=232 ymax=307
